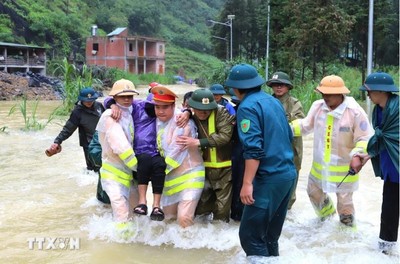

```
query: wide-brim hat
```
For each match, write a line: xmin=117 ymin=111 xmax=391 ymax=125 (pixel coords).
xmin=316 ymin=75 xmax=350 ymax=94
xmin=188 ymin=88 xmax=218 ymax=110
xmin=359 ymin=72 xmax=399 ymax=92
xmin=225 ymin=63 xmax=265 ymax=89
xmin=209 ymin=84 xmax=226 ymax=95
xmin=266 ymin=71 xmax=293 ymax=89
xmin=151 ymin=86 xmax=178 ymax=105
xmin=78 ymin=87 xmax=99 ymax=102
xmin=109 ymin=79 xmax=139 ymax=96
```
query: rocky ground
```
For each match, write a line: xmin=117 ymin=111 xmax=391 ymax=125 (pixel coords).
xmin=0 ymin=72 xmax=63 ymax=100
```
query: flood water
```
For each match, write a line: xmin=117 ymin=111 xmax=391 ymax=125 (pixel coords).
xmin=0 ymin=89 xmax=398 ymax=264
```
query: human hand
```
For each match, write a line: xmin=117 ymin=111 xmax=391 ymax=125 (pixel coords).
xmin=50 ymin=143 xmax=61 ymax=152
xmin=350 ymin=155 xmax=363 ymax=173
xmin=176 ymin=135 xmax=199 ymax=150
xmin=240 ymin=183 xmax=255 ymax=205
xmin=354 ymin=153 xmax=371 ymax=166
xmin=176 ymin=111 xmax=190 ymax=128
xmin=110 ymin=104 xmax=122 ymax=121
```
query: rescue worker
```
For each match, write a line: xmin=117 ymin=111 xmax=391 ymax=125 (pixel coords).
xmin=48 ymin=87 xmax=104 ymax=171
xmin=267 ymin=72 xmax=305 ymax=209
xmin=96 ymin=79 xmax=139 ymax=224
xmin=357 ymin=72 xmax=399 ymax=254
xmin=225 ymin=63 xmax=296 ymax=258
xmin=209 ymin=83 xmax=236 ymax=115
xmin=177 ymin=88 xmax=235 ymax=222
xmin=152 ymin=86 xmax=205 ymax=227
xmin=291 ymin=75 xmax=373 ymax=227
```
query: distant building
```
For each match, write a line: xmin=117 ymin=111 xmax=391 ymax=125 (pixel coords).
xmin=85 ymin=27 xmax=165 ymax=75
xmin=0 ymin=42 xmax=46 ymax=74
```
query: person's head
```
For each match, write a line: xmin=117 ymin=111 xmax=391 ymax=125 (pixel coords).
xmin=266 ymin=71 xmax=293 ymax=98
xmin=228 ymin=88 xmax=240 ymax=104
xmin=224 ymin=63 xmax=265 ymax=100
xmin=209 ymin=84 xmax=226 ymax=103
xmin=109 ymin=79 xmax=139 ymax=107
xmin=78 ymin=87 xmax=99 ymax=108
xmin=188 ymin=88 xmax=218 ymax=120
xmin=152 ymin=86 xmax=178 ymax=122
xmin=359 ymin=72 xmax=399 ymax=107
xmin=182 ymin=91 xmax=193 ymax=109
xmin=315 ymin=75 xmax=350 ymax=110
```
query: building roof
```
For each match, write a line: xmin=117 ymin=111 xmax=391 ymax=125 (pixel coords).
xmin=0 ymin=41 xmax=44 ymax=49
xmin=107 ymin=27 xmax=127 ymax=37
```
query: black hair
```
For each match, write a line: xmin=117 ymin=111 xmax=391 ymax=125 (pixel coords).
xmin=183 ymin=91 xmax=193 ymax=102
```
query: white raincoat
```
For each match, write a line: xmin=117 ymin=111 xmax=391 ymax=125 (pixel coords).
xmin=96 ymin=105 xmax=138 ymax=222
xmin=292 ymin=96 xmax=373 ymax=193
xmin=157 ymin=110 xmax=205 ymax=227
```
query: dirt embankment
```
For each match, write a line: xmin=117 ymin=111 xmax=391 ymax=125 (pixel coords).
xmin=0 ymin=72 xmax=62 ymax=101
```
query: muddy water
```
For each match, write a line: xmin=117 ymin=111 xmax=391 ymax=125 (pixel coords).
xmin=0 ymin=86 xmax=398 ymax=264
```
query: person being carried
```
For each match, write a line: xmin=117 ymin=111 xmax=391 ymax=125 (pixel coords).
xmin=291 ymin=75 xmax=373 ymax=227
xmin=96 ymin=79 xmax=139 ymax=225
xmin=357 ymin=72 xmax=399 ymax=255
xmin=266 ymin=71 xmax=305 ymax=210
xmin=104 ymin=84 xmax=190 ymax=221
xmin=152 ymin=86 xmax=205 ymax=227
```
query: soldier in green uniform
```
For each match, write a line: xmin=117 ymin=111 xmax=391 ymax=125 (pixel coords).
xmin=267 ymin=72 xmax=305 ymax=209
xmin=177 ymin=88 xmax=235 ymax=222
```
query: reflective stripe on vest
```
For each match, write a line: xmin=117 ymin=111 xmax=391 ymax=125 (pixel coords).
xmin=100 ymin=162 xmax=133 ymax=188
xmin=118 ymin=148 xmax=137 ymax=169
xmin=163 ymin=170 xmax=205 ymax=196
xmin=165 ymin=156 xmax=180 ymax=174
xmin=203 ymin=111 xmax=232 ymax=168
xmin=291 ymin=119 xmax=302 ymax=137
xmin=355 ymin=140 xmax=368 ymax=152
xmin=324 ymin=114 xmax=334 ymax=163
xmin=311 ymin=161 xmax=359 ymax=183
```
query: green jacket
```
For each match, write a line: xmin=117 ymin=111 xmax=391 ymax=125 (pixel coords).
xmin=368 ymin=93 xmax=399 ymax=177
xmin=274 ymin=93 xmax=305 ymax=170
xmin=193 ymin=106 xmax=235 ymax=165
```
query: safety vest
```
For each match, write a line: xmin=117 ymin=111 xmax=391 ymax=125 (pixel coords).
xmin=163 ymin=170 xmax=205 ymax=196
xmin=203 ymin=111 xmax=232 ymax=168
xmin=101 ymin=162 xmax=134 ymax=188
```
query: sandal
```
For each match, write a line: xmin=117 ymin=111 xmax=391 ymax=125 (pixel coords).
xmin=133 ymin=204 xmax=148 ymax=215
xmin=150 ymin=207 xmax=165 ymax=221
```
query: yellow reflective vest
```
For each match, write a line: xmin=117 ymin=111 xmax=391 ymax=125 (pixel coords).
xmin=291 ymin=97 xmax=373 ymax=192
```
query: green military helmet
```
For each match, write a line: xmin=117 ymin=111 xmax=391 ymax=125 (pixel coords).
xmin=209 ymin=84 xmax=226 ymax=95
xmin=266 ymin=71 xmax=293 ymax=89
xmin=359 ymin=72 xmax=399 ymax=92
xmin=188 ymin=88 xmax=218 ymax=110
xmin=225 ymin=63 xmax=265 ymax=89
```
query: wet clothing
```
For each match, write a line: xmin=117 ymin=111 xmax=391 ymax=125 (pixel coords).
xmin=96 ymin=105 xmax=138 ymax=222
xmin=157 ymin=111 xmax=205 ymax=227
xmin=292 ymin=96 xmax=372 ymax=219
xmin=236 ymin=89 xmax=296 ymax=257
xmin=193 ymin=106 xmax=235 ymax=222
xmin=216 ymin=97 xmax=236 ymax=115
xmin=367 ymin=94 xmax=399 ymax=243
xmin=136 ymin=154 xmax=166 ymax=194
xmin=273 ymin=92 xmax=305 ymax=209
xmin=54 ymin=101 xmax=104 ymax=170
